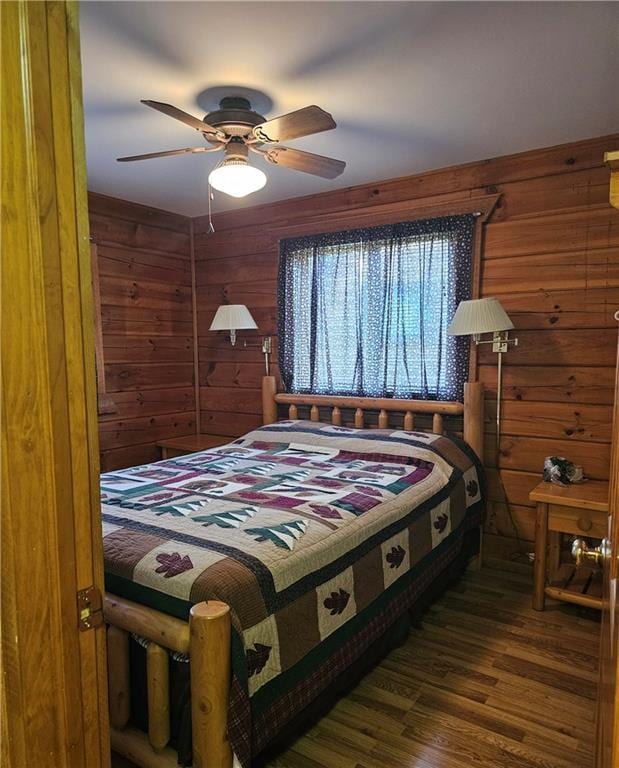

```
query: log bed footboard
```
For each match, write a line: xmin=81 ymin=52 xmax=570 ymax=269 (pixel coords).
xmin=104 ymin=595 xmax=233 ymax=768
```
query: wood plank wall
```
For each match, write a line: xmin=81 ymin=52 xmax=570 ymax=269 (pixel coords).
xmin=193 ymin=133 xmax=619 ymax=558
xmin=88 ymin=193 xmax=196 ymax=471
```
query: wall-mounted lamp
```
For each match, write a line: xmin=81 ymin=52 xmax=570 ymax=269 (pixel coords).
xmin=448 ymin=297 xmax=518 ymax=452
xmin=209 ymin=303 xmax=273 ymax=374
xmin=209 ymin=304 xmax=257 ymax=346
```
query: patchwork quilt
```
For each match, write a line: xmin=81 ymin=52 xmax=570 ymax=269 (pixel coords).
xmin=101 ymin=420 xmax=484 ymax=767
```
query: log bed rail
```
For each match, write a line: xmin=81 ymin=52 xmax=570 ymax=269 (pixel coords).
xmin=104 ymin=375 xmax=484 ymax=768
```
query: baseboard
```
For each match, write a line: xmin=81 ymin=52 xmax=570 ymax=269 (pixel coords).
xmin=483 ymin=532 xmax=534 ymax=564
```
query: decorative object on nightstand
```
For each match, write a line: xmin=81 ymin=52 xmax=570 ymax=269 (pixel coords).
xmin=209 ymin=303 xmax=273 ymax=374
xmin=157 ymin=434 xmax=231 ymax=459
xmin=543 ymin=455 xmax=585 ymax=485
xmin=530 ymin=479 xmax=609 ymax=611
xmin=448 ymin=297 xmax=518 ymax=451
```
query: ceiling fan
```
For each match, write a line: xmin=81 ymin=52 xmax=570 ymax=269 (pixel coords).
xmin=117 ymin=96 xmax=346 ymax=197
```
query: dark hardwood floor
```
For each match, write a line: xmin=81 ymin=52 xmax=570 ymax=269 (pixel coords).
xmin=113 ymin=562 xmax=599 ymax=768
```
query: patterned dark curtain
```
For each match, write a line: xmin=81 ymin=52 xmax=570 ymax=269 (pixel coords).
xmin=278 ymin=213 xmax=476 ymax=401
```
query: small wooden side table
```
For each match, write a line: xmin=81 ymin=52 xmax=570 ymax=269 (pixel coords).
xmin=531 ymin=480 xmax=609 ymax=611
xmin=157 ymin=433 xmax=231 ymax=459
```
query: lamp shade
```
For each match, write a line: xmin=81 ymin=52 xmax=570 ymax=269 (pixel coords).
xmin=209 ymin=304 xmax=258 ymax=332
xmin=208 ymin=158 xmax=267 ymax=198
xmin=447 ymin=298 xmax=514 ymax=336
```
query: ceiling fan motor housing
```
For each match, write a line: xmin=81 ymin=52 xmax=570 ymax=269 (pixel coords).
xmin=224 ymin=138 xmax=249 ymax=161
xmin=205 ymin=96 xmax=265 ymax=137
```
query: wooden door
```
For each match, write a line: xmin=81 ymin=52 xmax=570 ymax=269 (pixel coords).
xmin=1 ymin=2 xmax=110 ymax=766
xmin=597 ymin=329 xmax=618 ymax=767
xmin=596 ymin=155 xmax=619 ymax=768
xmin=595 ymin=152 xmax=619 ymax=768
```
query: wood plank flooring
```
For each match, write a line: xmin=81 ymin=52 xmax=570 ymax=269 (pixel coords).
xmin=113 ymin=563 xmax=599 ymax=768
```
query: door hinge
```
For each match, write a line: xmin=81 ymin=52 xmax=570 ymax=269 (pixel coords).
xmin=77 ymin=586 xmax=104 ymax=631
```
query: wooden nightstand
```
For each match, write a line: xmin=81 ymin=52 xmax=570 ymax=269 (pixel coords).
xmin=157 ymin=433 xmax=231 ymax=459
xmin=531 ymin=480 xmax=609 ymax=611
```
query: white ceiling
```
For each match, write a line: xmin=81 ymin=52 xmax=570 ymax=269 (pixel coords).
xmin=80 ymin=1 xmax=619 ymax=217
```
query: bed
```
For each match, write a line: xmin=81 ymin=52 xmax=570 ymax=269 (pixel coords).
xmin=102 ymin=376 xmax=485 ymax=768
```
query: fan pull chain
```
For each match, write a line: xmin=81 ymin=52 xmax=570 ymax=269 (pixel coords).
xmin=207 ymin=182 xmax=215 ymax=234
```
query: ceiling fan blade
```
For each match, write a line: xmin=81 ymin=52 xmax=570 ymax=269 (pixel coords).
xmin=251 ymin=105 xmax=336 ymax=143
xmin=141 ymin=100 xmax=223 ymax=137
xmin=117 ymin=147 xmax=213 ymax=162
xmin=263 ymin=146 xmax=345 ymax=179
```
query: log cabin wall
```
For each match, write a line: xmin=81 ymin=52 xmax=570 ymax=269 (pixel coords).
xmin=193 ymin=133 xmax=619 ymax=559
xmin=88 ymin=193 xmax=196 ymax=471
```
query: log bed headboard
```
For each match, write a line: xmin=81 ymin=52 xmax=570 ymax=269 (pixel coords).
xmin=261 ymin=376 xmax=484 ymax=461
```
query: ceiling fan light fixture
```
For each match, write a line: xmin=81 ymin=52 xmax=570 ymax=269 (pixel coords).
xmin=208 ymin=157 xmax=267 ymax=198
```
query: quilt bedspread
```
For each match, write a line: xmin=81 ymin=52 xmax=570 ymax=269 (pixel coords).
xmin=101 ymin=420 xmax=484 ymax=767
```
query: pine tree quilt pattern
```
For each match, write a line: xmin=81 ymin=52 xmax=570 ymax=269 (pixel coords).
xmin=101 ymin=420 xmax=484 ymax=767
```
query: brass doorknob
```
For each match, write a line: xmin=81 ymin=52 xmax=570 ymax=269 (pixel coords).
xmin=571 ymin=538 xmax=610 ymax=567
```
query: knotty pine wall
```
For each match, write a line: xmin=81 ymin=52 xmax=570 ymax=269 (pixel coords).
xmin=88 ymin=193 xmax=197 ymax=471
xmin=193 ymin=134 xmax=619 ymax=558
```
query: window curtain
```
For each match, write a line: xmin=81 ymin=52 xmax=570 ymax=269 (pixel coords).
xmin=278 ymin=213 xmax=476 ymax=401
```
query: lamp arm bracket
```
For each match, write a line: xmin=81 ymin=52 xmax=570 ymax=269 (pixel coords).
xmin=242 ymin=336 xmax=272 ymax=351
xmin=242 ymin=335 xmax=272 ymax=375
xmin=473 ymin=330 xmax=518 ymax=354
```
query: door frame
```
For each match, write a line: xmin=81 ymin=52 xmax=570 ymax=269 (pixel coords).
xmin=2 ymin=1 xmax=110 ymax=765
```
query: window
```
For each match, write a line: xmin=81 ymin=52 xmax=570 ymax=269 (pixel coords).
xmin=278 ymin=214 xmax=476 ymax=401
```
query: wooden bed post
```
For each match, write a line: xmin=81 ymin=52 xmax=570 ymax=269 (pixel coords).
xmin=464 ymin=382 xmax=485 ymax=571
xmin=189 ymin=601 xmax=233 ymax=768
xmin=262 ymin=375 xmax=278 ymax=424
